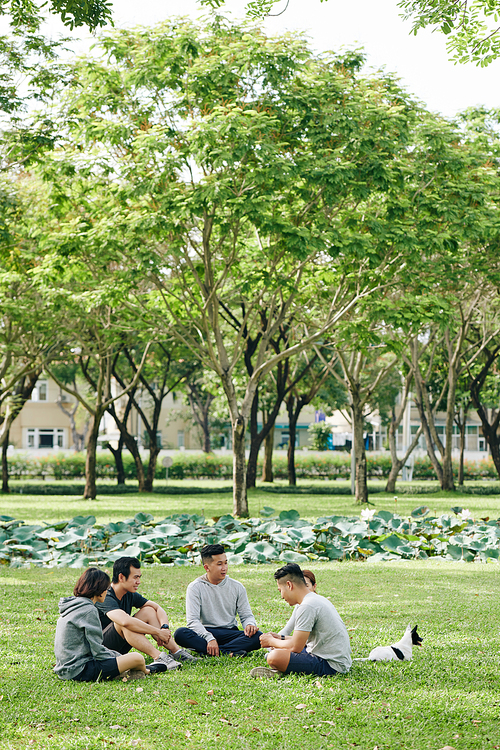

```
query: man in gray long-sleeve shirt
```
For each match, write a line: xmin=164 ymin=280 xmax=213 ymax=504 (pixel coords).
xmin=174 ymin=544 xmax=262 ymax=656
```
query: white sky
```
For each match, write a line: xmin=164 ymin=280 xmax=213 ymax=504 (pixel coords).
xmin=35 ymin=0 xmax=500 ymax=119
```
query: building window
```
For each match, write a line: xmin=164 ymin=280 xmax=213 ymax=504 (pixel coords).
xmin=26 ymin=428 xmax=64 ymax=449
xmin=177 ymin=430 xmax=185 ymax=448
xmin=31 ymin=380 xmax=48 ymax=402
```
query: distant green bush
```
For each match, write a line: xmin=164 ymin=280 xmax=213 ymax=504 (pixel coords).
xmin=6 ymin=451 xmax=499 ymax=482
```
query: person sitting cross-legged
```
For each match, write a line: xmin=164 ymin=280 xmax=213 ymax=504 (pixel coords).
xmin=97 ymin=556 xmax=198 ymax=674
xmin=54 ymin=567 xmax=149 ymax=682
xmin=250 ymin=563 xmax=352 ymax=679
xmin=174 ymin=544 xmax=262 ymax=657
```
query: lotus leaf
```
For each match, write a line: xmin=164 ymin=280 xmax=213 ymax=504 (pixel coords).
xmin=226 ymin=553 xmax=244 ymax=565
xmin=376 ymin=511 xmax=396 ymax=523
xmin=256 ymin=521 xmax=279 ymax=535
xmin=260 ymin=506 xmax=276 ymax=517
xmin=278 ymin=509 xmax=300 ymax=522
xmin=447 ymin=545 xmax=474 ymax=562
xmin=244 ymin=541 xmax=279 ymax=562
xmin=279 ymin=550 xmax=309 ymax=563
xmin=154 ymin=524 xmax=182 ymax=536
xmin=411 ymin=506 xmax=430 ymax=518
xmin=67 ymin=515 xmax=96 ymax=528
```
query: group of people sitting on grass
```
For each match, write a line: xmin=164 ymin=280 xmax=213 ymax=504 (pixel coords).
xmin=54 ymin=543 xmax=352 ymax=682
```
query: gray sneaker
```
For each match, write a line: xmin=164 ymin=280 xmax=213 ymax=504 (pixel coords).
xmin=250 ymin=666 xmax=283 ymax=680
xmin=172 ymin=649 xmax=200 ymax=664
xmin=150 ymin=652 xmax=181 ymax=672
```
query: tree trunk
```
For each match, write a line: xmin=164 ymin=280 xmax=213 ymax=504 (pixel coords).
xmin=144 ymin=443 xmax=161 ymax=493
xmin=286 ymin=395 xmax=303 ymax=487
xmin=261 ymin=413 xmax=274 ymax=483
xmin=351 ymin=396 xmax=368 ymax=503
xmin=106 ymin=434 xmax=126 ymax=485
xmin=385 ymin=415 xmax=423 ymax=493
xmin=412 ymin=368 xmax=444 ymax=486
xmin=107 ymin=398 xmax=146 ymax=491
xmin=246 ymin=390 xmax=260 ymax=489
xmin=2 ymin=428 xmax=9 ymax=493
xmin=385 ymin=413 xmax=400 ymax=493
xmin=458 ymin=418 xmax=466 ymax=486
xmin=186 ymin=388 xmax=213 ymax=453
xmin=232 ymin=416 xmax=248 ymax=517
xmin=84 ymin=412 xmax=103 ymax=500
xmin=442 ymin=367 xmax=457 ymax=491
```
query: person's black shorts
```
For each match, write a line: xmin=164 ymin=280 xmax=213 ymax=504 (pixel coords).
xmin=102 ymin=622 xmax=131 ymax=655
xmin=74 ymin=657 xmax=119 ymax=682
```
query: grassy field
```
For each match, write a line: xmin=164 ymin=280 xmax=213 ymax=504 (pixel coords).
xmin=1 ymin=561 xmax=499 ymax=750
xmin=1 ymin=479 xmax=500 ymax=525
xmin=1 ymin=487 xmax=500 ymax=750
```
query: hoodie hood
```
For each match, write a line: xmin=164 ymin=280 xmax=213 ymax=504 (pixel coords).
xmin=198 ymin=574 xmax=229 ymax=587
xmin=58 ymin=596 xmax=96 ymax=617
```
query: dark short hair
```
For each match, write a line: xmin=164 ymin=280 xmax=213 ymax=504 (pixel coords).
xmin=302 ymin=569 xmax=316 ymax=586
xmin=274 ymin=563 xmax=306 ymax=586
xmin=112 ymin=557 xmax=141 ymax=584
xmin=200 ymin=544 xmax=225 ymax=563
xmin=74 ymin=567 xmax=110 ymax=598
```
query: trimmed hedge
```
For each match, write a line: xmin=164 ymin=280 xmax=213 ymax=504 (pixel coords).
xmin=5 ymin=451 xmax=499 ymax=482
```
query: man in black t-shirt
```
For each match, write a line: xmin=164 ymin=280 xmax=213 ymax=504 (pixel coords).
xmin=97 ymin=557 xmax=198 ymax=673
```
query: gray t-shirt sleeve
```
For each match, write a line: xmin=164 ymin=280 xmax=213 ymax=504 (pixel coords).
xmin=186 ymin=583 xmax=213 ymax=642
xmin=294 ymin=601 xmax=316 ymax=633
xmin=235 ymin=585 xmax=257 ymax=629
xmin=279 ymin=607 xmax=296 ymax=636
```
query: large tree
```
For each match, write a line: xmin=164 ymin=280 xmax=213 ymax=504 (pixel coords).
xmin=35 ymin=20 xmax=420 ymax=514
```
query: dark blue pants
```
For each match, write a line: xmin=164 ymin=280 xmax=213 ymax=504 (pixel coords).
xmin=174 ymin=626 xmax=262 ymax=655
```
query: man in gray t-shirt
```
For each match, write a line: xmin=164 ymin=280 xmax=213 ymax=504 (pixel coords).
xmin=251 ymin=563 xmax=351 ymax=679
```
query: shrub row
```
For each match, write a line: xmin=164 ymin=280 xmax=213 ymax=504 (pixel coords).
xmin=5 ymin=451 xmax=500 ymax=482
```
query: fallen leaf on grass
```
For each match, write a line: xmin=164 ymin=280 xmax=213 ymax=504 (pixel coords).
xmin=110 ymin=725 xmax=124 ymax=730
xmin=252 ymin=728 xmax=260 ymax=733
xmin=207 ymin=690 xmax=214 ymax=696
xmin=321 ymin=721 xmax=335 ymax=726
xmin=296 ymin=704 xmax=307 ymax=710
xmin=136 ymin=688 xmax=143 ymax=693
xmin=131 ymin=741 xmax=141 ymax=747
xmin=315 ymin=680 xmax=323 ymax=689
xmin=186 ymin=699 xmax=198 ymax=705
xmin=220 ymin=718 xmax=231 ymax=725
xmin=437 ymin=746 xmax=456 ymax=750
xmin=185 ymin=730 xmax=192 ymax=738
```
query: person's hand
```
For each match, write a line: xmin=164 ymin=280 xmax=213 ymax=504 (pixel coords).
xmin=207 ymin=638 xmax=219 ymax=656
xmin=155 ymin=628 xmax=172 ymax=647
xmin=244 ymin=624 xmax=259 ymax=637
xmin=259 ymin=632 xmax=275 ymax=648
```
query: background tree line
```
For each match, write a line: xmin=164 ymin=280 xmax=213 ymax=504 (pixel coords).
xmin=1 ymin=17 xmax=500 ymax=515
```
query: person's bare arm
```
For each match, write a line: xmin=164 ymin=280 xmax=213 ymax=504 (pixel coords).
xmin=260 ymin=630 xmax=309 ymax=653
xmin=140 ymin=600 xmax=170 ymax=627
xmin=106 ymin=609 xmax=168 ymax=643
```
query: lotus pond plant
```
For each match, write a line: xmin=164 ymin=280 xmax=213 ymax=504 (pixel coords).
xmin=0 ymin=505 xmax=498 ymax=569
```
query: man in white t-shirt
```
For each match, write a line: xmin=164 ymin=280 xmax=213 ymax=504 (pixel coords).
xmin=250 ymin=563 xmax=351 ymax=679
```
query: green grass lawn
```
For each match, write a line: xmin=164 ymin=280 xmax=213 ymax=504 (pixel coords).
xmin=1 ymin=561 xmax=499 ymax=750
xmin=1 ymin=479 xmax=500 ymax=525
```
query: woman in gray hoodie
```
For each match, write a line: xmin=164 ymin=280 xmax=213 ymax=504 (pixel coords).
xmin=54 ymin=567 xmax=148 ymax=682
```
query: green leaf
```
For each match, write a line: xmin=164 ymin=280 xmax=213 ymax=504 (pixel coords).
xmin=411 ymin=506 xmax=430 ymax=518
xmin=260 ymin=506 xmax=276 ymax=517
